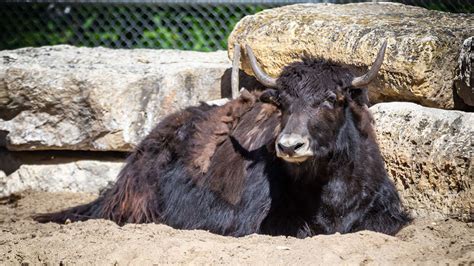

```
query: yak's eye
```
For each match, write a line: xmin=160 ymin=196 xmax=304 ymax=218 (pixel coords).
xmin=260 ymin=89 xmax=280 ymax=107
xmin=320 ymin=101 xmax=333 ymax=109
xmin=320 ymin=94 xmax=336 ymax=109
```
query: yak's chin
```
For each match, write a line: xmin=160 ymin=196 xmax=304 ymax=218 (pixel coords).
xmin=278 ymin=155 xmax=311 ymax=163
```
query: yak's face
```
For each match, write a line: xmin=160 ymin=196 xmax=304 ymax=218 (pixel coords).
xmin=244 ymin=41 xmax=386 ymax=163
xmin=261 ymin=60 xmax=367 ymax=163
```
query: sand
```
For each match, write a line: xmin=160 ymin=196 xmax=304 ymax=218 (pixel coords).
xmin=0 ymin=191 xmax=473 ymax=265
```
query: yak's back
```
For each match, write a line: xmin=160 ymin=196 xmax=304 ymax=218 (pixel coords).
xmin=182 ymin=92 xmax=282 ymax=205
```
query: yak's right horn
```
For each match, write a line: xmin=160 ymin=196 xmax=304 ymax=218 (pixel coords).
xmin=245 ymin=45 xmax=278 ymax=88
xmin=351 ymin=40 xmax=387 ymax=88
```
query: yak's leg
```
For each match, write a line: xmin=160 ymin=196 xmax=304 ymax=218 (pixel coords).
xmin=348 ymin=180 xmax=411 ymax=235
xmin=317 ymin=178 xmax=411 ymax=235
xmin=259 ymin=211 xmax=314 ymax=238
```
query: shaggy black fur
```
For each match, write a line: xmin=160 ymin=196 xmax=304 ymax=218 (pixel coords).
xmin=34 ymin=57 xmax=411 ymax=237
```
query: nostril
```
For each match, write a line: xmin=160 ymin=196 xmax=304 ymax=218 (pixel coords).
xmin=277 ymin=143 xmax=285 ymax=152
xmin=294 ymin=142 xmax=305 ymax=151
xmin=277 ymin=141 xmax=306 ymax=155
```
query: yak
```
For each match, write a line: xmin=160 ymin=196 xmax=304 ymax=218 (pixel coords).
xmin=35 ymin=41 xmax=411 ymax=238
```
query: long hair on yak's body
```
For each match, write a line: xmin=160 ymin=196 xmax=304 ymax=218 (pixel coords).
xmin=34 ymin=91 xmax=282 ymax=234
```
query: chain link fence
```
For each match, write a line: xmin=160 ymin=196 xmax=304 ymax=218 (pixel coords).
xmin=1 ymin=1 xmax=472 ymax=51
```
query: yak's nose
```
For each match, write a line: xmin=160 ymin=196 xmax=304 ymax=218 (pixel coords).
xmin=276 ymin=134 xmax=310 ymax=157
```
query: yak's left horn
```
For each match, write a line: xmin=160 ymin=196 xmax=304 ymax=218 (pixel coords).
xmin=351 ymin=40 xmax=387 ymax=88
xmin=205 ymin=44 xmax=241 ymax=106
xmin=231 ymin=43 xmax=241 ymax=99
xmin=245 ymin=44 xmax=278 ymax=88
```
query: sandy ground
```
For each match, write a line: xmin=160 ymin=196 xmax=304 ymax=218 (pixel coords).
xmin=0 ymin=192 xmax=473 ymax=265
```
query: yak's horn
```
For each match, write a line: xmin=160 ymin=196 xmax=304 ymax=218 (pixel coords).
xmin=351 ymin=40 xmax=387 ymax=88
xmin=231 ymin=44 xmax=241 ymax=99
xmin=245 ymin=44 xmax=277 ymax=88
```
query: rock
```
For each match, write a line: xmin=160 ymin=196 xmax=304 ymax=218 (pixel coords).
xmin=228 ymin=3 xmax=473 ymax=110
xmin=0 ymin=159 xmax=124 ymax=197
xmin=370 ymin=102 xmax=473 ymax=221
xmin=454 ymin=37 xmax=473 ymax=110
xmin=0 ymin=46 xmax=230 ymax=151
xmin=0 ymin=147 xmax=126 ymax=175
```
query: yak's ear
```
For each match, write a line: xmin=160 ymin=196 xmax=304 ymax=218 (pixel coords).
xmin=259 ymin=89 xmax=280 ymax=106
xmin=347 ymin=87 xmax=369 ymax=106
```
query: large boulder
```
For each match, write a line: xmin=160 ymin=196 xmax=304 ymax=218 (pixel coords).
xmin=0 ymin=46 xmax=230 ymax=151
xmin=228 ymin=3 xmax=473 ymax=110
xmin=370 ymin=102 xmax=473 ymax=221
xmin=0 ymin=159 xmax=124 ymax=197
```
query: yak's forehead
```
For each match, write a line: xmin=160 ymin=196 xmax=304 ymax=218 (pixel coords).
xmin=277 ymin=58 xmax=353 ymax=100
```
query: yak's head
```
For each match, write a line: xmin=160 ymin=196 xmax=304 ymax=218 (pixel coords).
xmin=245 ymin=42 xmax=386 ymax=163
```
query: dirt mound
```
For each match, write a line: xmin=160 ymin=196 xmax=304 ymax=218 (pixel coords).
xmin=0 ymin=192 xmax=473 ymax=264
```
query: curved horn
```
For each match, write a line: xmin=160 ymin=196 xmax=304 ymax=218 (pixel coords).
xmin=245 ymin=44 xmax=277 ymax=88
xmin=351 ymin=40 xmax=387 ymax=88
xmin=231 ymin=43 xmax=241 ymax=99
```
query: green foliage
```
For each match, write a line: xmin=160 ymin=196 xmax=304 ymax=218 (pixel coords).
xmin=1 ymin=4 xmax=267 ymax=51
xmin=417 ymin=1 xmax=474 ymax=13
xmin=0 ymin=2 xmax=470 ymax=51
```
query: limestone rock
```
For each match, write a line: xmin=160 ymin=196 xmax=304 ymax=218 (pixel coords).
xmin=0 ymin=160 xmax=124 ymax=197
xmin=0 ymin=46 xmax=230 ymax=151
xmin=228 ymin=3 xmax=473 ymax=110
xmin=370 ymin=102 xmax=473 ymax=221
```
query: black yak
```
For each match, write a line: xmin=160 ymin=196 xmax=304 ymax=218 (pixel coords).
xmin=35 ymin=41 xmax=411 ymax=237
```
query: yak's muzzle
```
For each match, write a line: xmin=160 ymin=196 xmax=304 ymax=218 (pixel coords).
xmin=276 ymin=133 xmax=313 ymax=163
